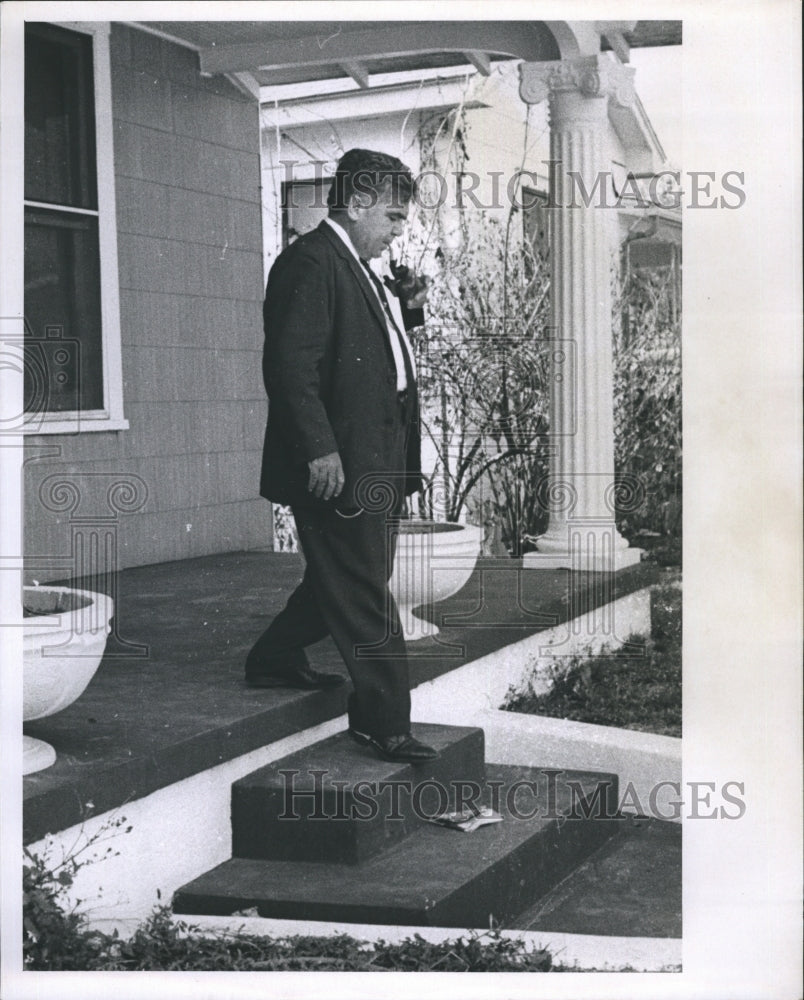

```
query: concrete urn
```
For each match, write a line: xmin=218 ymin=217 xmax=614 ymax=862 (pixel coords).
xmin=23 ymin=586 xmax=114 ymax=775
xmin=389 ymin=521 xmax=482 ymax=641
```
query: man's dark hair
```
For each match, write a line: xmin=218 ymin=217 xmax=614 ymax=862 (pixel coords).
xmin=327 ymin=148 xmax=415 ymax=211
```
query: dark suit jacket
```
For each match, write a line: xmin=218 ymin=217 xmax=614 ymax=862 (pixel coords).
xmin=259 ymin=221 xmax=422 ymax=511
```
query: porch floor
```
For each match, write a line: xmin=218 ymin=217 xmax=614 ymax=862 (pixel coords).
xmin=23 ymin=550 xmax=659 ymax=844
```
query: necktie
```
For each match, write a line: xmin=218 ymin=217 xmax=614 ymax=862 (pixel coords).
xmin=359 ymin=259 xmax=416 ymax=392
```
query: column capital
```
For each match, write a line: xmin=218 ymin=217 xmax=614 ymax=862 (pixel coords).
xmin=519 ymin=54 xmax=635 ymax=109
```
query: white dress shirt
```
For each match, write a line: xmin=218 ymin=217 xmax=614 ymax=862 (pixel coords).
xmin=323 ymin=217 xmax=416 ymax=392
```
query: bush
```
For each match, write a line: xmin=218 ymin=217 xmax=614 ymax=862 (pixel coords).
xmin=613 ymin=260 xmax=682 ymax=557
xmin=502 ymin=581 xmax=681 ymax=738
xmin=23 ymin=842 xmax=554 ymax=972
xmin=23 ymin=835 xmax=123 ymax=970
xmin=95 ymin=909 xmax=553 ymax=972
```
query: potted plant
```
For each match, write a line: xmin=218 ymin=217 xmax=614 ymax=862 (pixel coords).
xmin=389 ymin=519 xmax=483 ymax=640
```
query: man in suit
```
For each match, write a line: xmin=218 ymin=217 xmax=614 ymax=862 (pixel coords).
xmin=245 ymin=148 xmax=438 ymax=764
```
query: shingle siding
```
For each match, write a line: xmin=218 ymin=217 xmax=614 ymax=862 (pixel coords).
xmin=25 ymin=23 xmax=270 ymax=582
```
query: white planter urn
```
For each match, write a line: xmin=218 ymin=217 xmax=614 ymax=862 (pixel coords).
xmin=390 ymin=521 xmax=482 ymax=641
xmin=23 ymin=586 xmax=114 ymax=775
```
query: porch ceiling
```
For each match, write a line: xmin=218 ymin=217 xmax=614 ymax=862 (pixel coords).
xmin=130 ymin=19 xmax=680 ymax=89
xmin=133 ymin=20 xmax=560 ymax=85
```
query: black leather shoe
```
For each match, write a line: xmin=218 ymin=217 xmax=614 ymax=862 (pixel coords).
xmin=246 ymin=664 xmax=346 ymax=690
xmin=348 ymin=728 xmax=439 ymax=763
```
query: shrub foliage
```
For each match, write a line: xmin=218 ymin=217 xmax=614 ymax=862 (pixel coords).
xmin=502 ymin=581 xmax=681 ymax=737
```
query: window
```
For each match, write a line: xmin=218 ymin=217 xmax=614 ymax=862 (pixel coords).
xmin=522 ymin=187 xmax=550 ymax=260
xmin=23 ymin=22 xmax=126 ymax=432
xmin=282 ymin=177 xmax=331 ymax=248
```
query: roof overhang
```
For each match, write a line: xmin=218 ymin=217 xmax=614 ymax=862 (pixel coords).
xmin=125 ymin=19 xmax=680 ymax=169
xmin=127 ymin=19 xmax=680 ymax=91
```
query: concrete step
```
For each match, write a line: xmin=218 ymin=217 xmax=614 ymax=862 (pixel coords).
xmin=174 ymin=763 xmax=621 ymax=928
xmin=231 ymin=724 xmax=486 ymax=864
xmin=514 ymin=815 xmax=682 ymax=938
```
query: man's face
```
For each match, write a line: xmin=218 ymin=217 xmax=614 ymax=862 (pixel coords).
xmin=347 ymin=182 xmax=409 ymax=261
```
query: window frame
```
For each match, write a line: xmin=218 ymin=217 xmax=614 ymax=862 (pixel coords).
xmin=281 ymin=176 xmax=332 ymax=249
xmin=23 ymin=20 xmax=127 ymax=434
xmin=521 ymin=185 xmax=550 ymax=259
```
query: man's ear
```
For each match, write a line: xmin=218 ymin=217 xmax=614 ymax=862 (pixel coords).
xmin=346 ymin=192 xmax=367 ymax=221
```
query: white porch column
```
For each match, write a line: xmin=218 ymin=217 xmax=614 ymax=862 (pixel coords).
xmin=519 ymin=55 xmax=642 ymax=571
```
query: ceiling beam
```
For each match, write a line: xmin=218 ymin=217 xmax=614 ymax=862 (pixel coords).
xmin=123 ymin=21 xmax=201 ymax=52
xmin=463 ymin=50 xmax=491 ymax=75
xmin=225 ymin=71 xmax=262 ymax=100
xmin=595 ymin=20 xmax=639 ymax=34
xmin=602 ymin=31 xmax=631 ymax=63
xmin=198 ymin=22 xmax=551 ymax=75
xmin=340 ymin=60 xmax=370 ymax=89
xmin=597 ymin=20 xmax=637 ymax=63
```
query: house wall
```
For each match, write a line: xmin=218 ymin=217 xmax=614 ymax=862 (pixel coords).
xmin=455 ymin=66 xmax=552 ymax=210
xmin=24 ymin=24 xmax=271 ymax=583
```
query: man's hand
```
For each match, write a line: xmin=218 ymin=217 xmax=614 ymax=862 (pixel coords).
xmin=390 ymin=263 xmax=430 ymax=310
xmin=307 ymin=452 xmax=345 ymax=500
xmin=401 ymin=274 xmax=430 ymax=310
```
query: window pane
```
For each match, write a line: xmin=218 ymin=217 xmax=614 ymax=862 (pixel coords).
xmin=25 ymin=23 xmax=97 ymax=209
xmin=283 ymin=179 xmax=331 ymax=246
xmin=522 ymin=188 xmax=550 ymax=258
xmin=24 ymin=207 xmax=103 ymax=413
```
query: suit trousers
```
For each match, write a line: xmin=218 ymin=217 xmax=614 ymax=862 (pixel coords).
xmin=247 ymin=398 xmax=415 ymax=737
xmin=246 ymin=503 xmax=411 ymax=736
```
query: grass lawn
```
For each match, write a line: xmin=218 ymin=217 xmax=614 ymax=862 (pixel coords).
xmin=501 ymin=575 xmax=681 ymax=738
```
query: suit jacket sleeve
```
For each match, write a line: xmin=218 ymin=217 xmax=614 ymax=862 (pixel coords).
xmin=263 ymin=246 xmax=339 ymax=464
